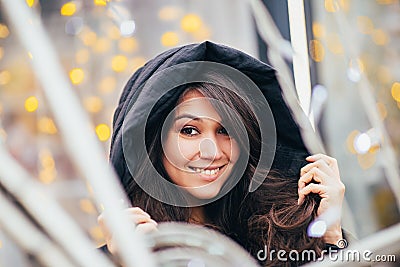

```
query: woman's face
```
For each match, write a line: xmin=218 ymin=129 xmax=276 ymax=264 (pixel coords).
xmin=162 ymin=90 xmax=240 ymax=199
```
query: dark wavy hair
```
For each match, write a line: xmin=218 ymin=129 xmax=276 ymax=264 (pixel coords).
xmin=124 ymin=80 xmax=325 ymax=266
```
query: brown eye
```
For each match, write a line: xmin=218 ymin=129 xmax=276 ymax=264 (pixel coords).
xmin=180 ymin=127 xmax=199 ymax=137
xmin=218 ymin=127 xmax=229 ymax=136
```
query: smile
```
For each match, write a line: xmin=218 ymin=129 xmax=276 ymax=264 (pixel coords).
xmin=188 ymin=165 xmax=225 ymax=176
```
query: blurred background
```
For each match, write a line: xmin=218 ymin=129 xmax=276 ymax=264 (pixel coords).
xmin=0 ymin=0 xmax=399 ymax=265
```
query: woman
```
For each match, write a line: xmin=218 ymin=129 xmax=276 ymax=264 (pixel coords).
xmin=99 ymin=41 xmax=345 ymax=266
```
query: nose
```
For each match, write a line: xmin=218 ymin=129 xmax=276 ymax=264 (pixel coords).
xmin=199 ymin=137 xmax=223 ymax=160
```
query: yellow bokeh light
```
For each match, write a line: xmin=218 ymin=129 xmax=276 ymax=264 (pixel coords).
xmin=346 ymin=130 xmax=360 ymax=154
xmin=79 ymin=199 xmax=96 ymax=214
xmin=161 ymin=31 xmax=179 ymax=47
xmin=192 ymin=26 xmax=212 ymax=42
xmin=39 ymin=168 xmax=57 ymax=184
xmin=391 ymin=82 xmax=400 ymax=102
xmin=372 ymin=29 xmax=389 ymax=46
xmin=60 ymin=2 xmax=76 ymax=16
xmin=158 ymin=6 xmax=182 ymax=21
xmin=69 ymin=68 xmax=85 ymax=85
xmin=0 ymin=47 xmax=4 ymax=60
xmin=377 ymin=66 xmax=391 ymax=84
xmin=28 ymin=52 xmax=33 ymax=59
xmin=25 ymin=96 xmax=39 ymax=113
xmin=0 ymin=70 xmax=11 ymax=85
xmin=0 ymin=24 xmax=10 ymax=39
xmin=357 ymin=16 xmax=374 ymax=34
xmin=376 ymin=102 xmax=387 ymax=120
xmin=75 ymin=49 xmax=90 ymax=64
xmin=40 ymin=155 xmax=55 ymax=170
xmin=376 ymin=0 xmax=397 ymax=4
xmin=99 ymin=76 xmax=116 ymax=93
xmin=38 ymin=117 xmax=58 ymax=134
xmin=111 ymin=55 xmax=128 ymax=72
xmin=130 ymin=57 xmax=147 ymax=73
xmin=119 ymin=38 xmax=139 ymax=53
xmin=181 ymin=14 xmax=202 ymax=33
xmin=90 ymin=226 xmax=105 ymax=241
xmin=83 ymin=96 xmax=103 ymax=113
xmin=312 ymin=22 xmax=325 ymax=39
xmin=326 ymin=33 xmax=344 ymax=54
xmin=309 ymin=40 xmax=325 ymax=62
xmin=324 ymin=0 xmax=339 ymax=12
xmin=107 ymin=25 xmax=121 ymax=40
xmin=95 ymin=124 xmax=110 ymax=141
xmin=81 ymin=30 xmax=97 ymax=47
xmin=94 ymin=0 xmax=108 ymax=6
xmin=94 ymin=38 xmax=111 ymax=53
xmin=357 ymin=153 xmax=376 ymax=170
xmin=26 ymin=0 xmax=35 ymax=7
xmin=337 ymin=0 xmax=350 ymax=12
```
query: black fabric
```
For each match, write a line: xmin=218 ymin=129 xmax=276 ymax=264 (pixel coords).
xmin=110 ymin=41 xmax=310 ymax=189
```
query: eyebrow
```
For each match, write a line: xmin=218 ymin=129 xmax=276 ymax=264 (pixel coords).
xmin=174 ymin=113 xmax=202 ymax=122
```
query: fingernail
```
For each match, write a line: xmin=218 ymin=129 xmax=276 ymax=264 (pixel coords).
xmin=306 ymin=156 xmax=312 ymax=160
xmin=297 ymin=198 xmax=300 ymax=205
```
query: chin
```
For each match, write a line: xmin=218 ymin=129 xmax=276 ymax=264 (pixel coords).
xmin=186 ymin=185 xmax=222 ymax=200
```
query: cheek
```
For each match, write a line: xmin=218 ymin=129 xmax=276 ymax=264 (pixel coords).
xmin=163 ymin=133 xmax=199 ymax=165
xmin=229 ymin=140 xmax=240 ymax=162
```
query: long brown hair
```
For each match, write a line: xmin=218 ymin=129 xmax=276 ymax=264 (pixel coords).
xmin=124 ymin=79 xmax=325 ymax=266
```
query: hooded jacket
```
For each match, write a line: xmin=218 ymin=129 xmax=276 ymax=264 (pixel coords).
xmin=110 ymin=41 xmax=310 ymax=191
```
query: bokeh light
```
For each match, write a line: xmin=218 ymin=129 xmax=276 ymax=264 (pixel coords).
xmin=83 ymin=96 xmax=103 ymax=113
xmin=69 ymin=68 xmax=85 ymax=85
xmin=94 ymin=0 xmax=108 ymax=6
xmin=111 ymin=55 xmax=128 ymax=72
xmin=324 ymin=0 xmax=339 ymax=12
xmin=95 ymin=123 xmax=111 ymax=141
xmin=391 ymin=82 xmax=400 ymax=102
xmin=0 ymin=24 xmax=10 ymax=39
xmin=79 ymin=199 xmax=96 ymax=214
xmin=75 ymin=49 xmax=90 ymax=64
xmin=119 ymin=37 xmax=139 ymax=53
xmin=93 ymin=38 xmax=111 ymax=53
xmin=309 ymin=40 xmax=325 ymax=62
xmin=26 ymin=0 xmax=35 ymax=8
xmin=24 ymin=96 xmax=39 ymax=113
xmin=120 ymin=20 xmax=136 ymax=37
xmin=158 ymin=6 xmax=182 ymax=21
xmin=181 ymin=14 xmax=202 ymax=33
xmin=312 ymin=22 xmax=326 ymax=39
xmin=161 ymin=31 xmax=179 ymax=47
xmin=0 ymin=70 xmax=11 ymax=85
xmin=357 ymin=16 xmax=374 ymax=34
xmin=326 ymin=33 xmax=344 ymax=54
xmin=38 ymin=117 xmax=58 ymax=134
xmin=60 ymin=2 xmax=77 ymax=17
xmin=354 ymin=133 xmax=371 ymax=154
xmin=98 ymin=76 xmax=116 ymax=94
xmin=372 ymin=29 xmax=389 ymax=46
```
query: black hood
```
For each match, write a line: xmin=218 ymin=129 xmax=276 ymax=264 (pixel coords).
xmin=110 ymin=41 xmax=310 ymax=191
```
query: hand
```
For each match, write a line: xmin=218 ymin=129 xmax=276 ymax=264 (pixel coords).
xmin=298 ymin=154 xmax=345 ymax=244
xmin=97 ymin=207 xmax=158 ymax=255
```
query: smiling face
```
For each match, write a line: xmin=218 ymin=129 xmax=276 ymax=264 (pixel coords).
xmin=162 ymin=89 xmax=240 ymax=199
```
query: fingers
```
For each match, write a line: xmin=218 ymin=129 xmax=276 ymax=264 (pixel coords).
xmin=301 ymin=159 xmax=332 ymax=177
xmin=306 ymin=154 xmax=339 ymax=172
xmin=298 ymin=183 xmax=328 ymax=205
xmin=298 ymin=167 xmax=327 ymax=190
xmin=97 ymin=207 xmax=158 ymax=255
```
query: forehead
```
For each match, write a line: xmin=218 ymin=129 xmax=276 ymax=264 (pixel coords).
xmin=176 ymin=89 xmax=222 ymax=121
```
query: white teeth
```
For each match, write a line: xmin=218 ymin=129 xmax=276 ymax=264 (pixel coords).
xmin=193 ymin=167 xmax=220 ymax=175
